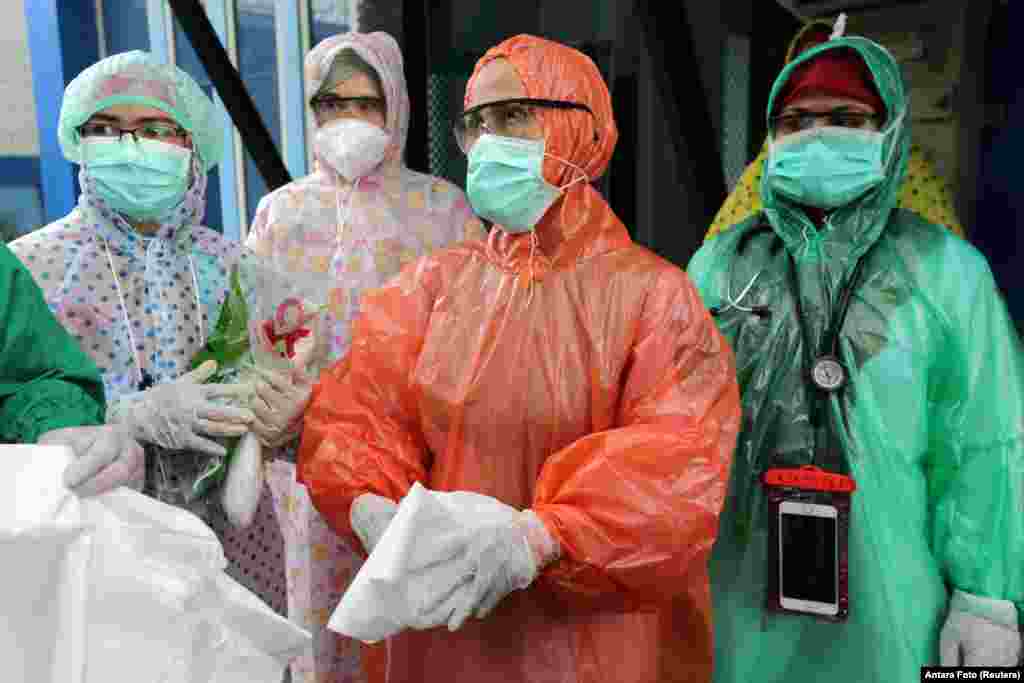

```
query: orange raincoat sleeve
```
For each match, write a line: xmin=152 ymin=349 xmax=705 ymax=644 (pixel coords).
xmin=532 ymin=266 xmax=740 ymax=606
xmin=297 ymin=258 xmax=442 ymax=551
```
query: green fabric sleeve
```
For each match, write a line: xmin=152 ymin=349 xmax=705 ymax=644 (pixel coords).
xmin=0 ymin=243 xmax=105 ymax=442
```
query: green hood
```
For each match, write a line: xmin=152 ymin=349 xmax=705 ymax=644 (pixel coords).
xmin=760 ymin=37 xmax=910 ymax=262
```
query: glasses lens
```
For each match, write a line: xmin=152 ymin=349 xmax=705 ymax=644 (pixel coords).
xmin=80 ymin=122 xmax=120 ymax=139
xmin=831 ymin=112 xmax=872 ymax=128
xmin=772 ymin=115 xmax=802 ymax=135
xmin=141 ymin=123 xmax=181 ymax=140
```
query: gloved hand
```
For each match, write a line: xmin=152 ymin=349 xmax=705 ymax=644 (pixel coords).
xmin=107 ymin=360 xmax=254 ymax=456
xmin=419 ymin=509 xmax=561 ymax=632
xmin=940 ymin=589 xmax=1021 ymax=666
xmin=39 ymin=425 xmax=146 ymax=498
xmin=351 ymin=493 xmax=399 ymax=554
xmin=249 ymin=365 xmax=313 ymax=448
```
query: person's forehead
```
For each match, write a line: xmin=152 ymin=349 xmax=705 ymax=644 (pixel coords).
xmin=90 ymin=104 xmax=178 ymax=123
xmin=329 ymin=72 xmax=382 ymax=98
xmin=465 ymin=58 xmax=527 ymax=111
xmin=780 ymin=94 xmax=877 ymax=114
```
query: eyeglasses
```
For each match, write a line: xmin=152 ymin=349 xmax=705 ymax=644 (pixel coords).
xmin=453 ymin=98 xmax=593 ymax=154
xmin=77 ymin=120 xmax=189 ymax=143
xmin=770 ymin=110 xmax=881 ymax=136
xmin=310 ymin=95 xmax=386 ymax=123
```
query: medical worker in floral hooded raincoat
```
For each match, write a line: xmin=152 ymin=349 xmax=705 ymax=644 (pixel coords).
xmin=688 ymin=29 xmax=1024 ymax=683
xmin=298 ymin=35 xmax=741 ymax=683
xmin=245 ymin=31 xmax=485 ymax=682
xmin=7 ymin=52 xmax=296 ymax=616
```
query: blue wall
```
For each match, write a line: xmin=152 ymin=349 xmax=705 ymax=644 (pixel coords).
xmin=24 ymin=0 xmax=101 ymax=224
xmin=0 ymin=156 xmax=44 ymax=239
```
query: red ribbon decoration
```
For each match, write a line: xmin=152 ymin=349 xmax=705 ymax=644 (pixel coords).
xmin=261 ymin=319 xmax=311 ymax=359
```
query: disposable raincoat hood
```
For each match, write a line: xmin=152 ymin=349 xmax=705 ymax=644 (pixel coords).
xmin=305 ymin=32 xmax=409 ymax=172
xmin=706 ymin=26 xmax=963 ymax=241
xmin=762 ymin=37 xmax=909 ymax=262
xmin=467 ymin=35 xmax=624 ymax=271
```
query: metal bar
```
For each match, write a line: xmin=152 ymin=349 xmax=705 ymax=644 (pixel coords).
xmin=300 ymin=0 xmax=315 ymax=173
xmin=204 ymin=0 xmax=243 ymax=242
xmin=227 ymin=0 xmax=248 ymax=237
xmin=165 ymin=0 xmax=178 ymax=66
xmin=167 ymin=0 xmax=292 ymax=195
xmin=94 ymin=0 xmax=108 ymax=59
xmin=24 ymin=0 xmax=101 ymax=222
xmin=276 ymin=0 xmax=309 ymax=179
xmin=145 ymin=0 xmax=170 ymax=62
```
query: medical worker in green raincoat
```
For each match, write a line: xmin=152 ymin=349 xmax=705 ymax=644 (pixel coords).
xmin=1 ymin=241 xmax=144 ymax=496
xmin=688 ymin=28 xmax=1024 ymax=682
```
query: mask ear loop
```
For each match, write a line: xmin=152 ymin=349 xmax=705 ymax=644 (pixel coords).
xmin=548 ymin=152 xmax=590 ymax=246
xmin=522 ymin=152 xmax=591 ymax=308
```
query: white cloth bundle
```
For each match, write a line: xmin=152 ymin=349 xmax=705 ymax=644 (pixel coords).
xmin=329 ymin=482 xmax=522 ymax=643
xmin=0 ymin=445 xmax=311 ymax=683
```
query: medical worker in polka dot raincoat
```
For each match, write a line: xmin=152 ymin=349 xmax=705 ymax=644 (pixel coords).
xmin=243 ymin=31 xmax=486 ymax=683
xmin=6 ymin=52 xmax=298 ymax=617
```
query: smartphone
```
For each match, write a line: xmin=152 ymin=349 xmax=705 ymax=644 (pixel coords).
xmin=778 ymin=500 xmax=839 ymax=617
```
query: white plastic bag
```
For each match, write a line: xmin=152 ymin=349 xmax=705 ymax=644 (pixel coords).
xmin=0 ymin=445 xmax=91 ymax=683
xmin=329 ymin=482 xmax=522 ymax=643
xmin=0 ymin=445 xmax=311 ymax=683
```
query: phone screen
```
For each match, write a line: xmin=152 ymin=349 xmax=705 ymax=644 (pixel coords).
xmin=780 ymin=511 xmax=837 ymax=604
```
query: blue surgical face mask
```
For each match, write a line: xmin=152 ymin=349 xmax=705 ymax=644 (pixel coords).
xmin=83 ymin=137 xmax=193 ymax=221
xmin=765 ymin=122 xmax=898 ymax=209
xmin=466 ymin=134 xmax=582 ymax=233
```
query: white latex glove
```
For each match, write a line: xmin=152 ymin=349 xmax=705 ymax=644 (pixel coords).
xmin=39 ymin=425 xmax=145 ymax=498
xmin=249 ymin=365 xmax=313 ymax=448
xmin=940 ymin=589 xmax=1021 ymax=666
xmin=351 ymin=493 xmax=399 ymax=554
xmin=107 ymin=360 xmax=254 ymax=457
xmin=419 ymin=509 xmax=561 ymax=632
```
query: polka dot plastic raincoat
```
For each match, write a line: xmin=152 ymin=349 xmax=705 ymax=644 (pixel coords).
xmin=6 ymin=52 xmax=295 ymax=617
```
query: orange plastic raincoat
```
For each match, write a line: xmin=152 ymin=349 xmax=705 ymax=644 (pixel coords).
xmin=298 ymin=35 xmax=741 ymax=683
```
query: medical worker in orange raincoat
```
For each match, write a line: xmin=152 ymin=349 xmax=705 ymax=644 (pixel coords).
xmin=297 ymin=35 xmax=741 ymax=683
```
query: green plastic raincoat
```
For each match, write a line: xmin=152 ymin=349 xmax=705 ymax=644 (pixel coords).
xmin=0 ymin=243 xmax=105 ymax=442
xmin=688 ymin=37 xmax=1024 ymax=682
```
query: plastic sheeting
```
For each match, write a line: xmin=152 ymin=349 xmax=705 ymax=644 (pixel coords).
xmin=330 ymin=483 xmax=523 ymax=643
xmin=0 ymin=445 xmax=310 ymax=683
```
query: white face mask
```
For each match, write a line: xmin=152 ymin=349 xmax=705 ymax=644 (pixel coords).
xmin=314 ymin=118 xmax=391 ymax=182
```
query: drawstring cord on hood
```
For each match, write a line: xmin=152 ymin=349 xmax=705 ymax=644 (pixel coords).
xmin=331 ymin=176 xmax=362 ymax=271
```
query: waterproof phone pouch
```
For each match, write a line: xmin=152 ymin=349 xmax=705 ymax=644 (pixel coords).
xmin=763 ymin=465 xmax=855 ymax=622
